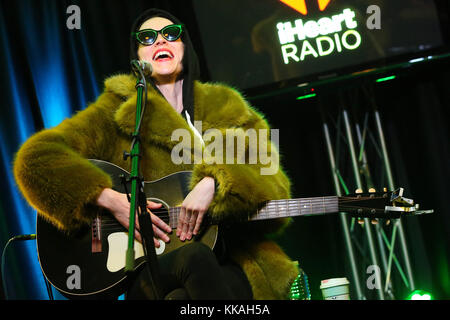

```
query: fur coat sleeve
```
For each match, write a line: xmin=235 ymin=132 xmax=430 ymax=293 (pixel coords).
xmin=12 ymin=90 xmax=125 ymax=230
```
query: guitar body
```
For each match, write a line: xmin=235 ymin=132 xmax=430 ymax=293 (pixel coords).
xmin=36 ymin=160 xmax=218 ymax=299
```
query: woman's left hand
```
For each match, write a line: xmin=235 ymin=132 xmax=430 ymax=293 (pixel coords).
xmin=177 ymin=176 xmax=215 ymax=241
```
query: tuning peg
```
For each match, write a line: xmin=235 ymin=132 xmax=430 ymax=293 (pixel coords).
xmin=355 ymin=189 xmax=363 ymax=194
xmin=369 ymin=188 xmax=376 ymax=193
xmin=385 ymin=219 xmax=391 ymax=226
xmin=383 ymin=187 xmax=388 ymax=192
xmin=357 ymin=218 xmax=381 ymax=226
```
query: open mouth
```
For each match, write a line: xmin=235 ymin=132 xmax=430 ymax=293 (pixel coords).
xmin=153 ymin=49 xmax=174 ymax=61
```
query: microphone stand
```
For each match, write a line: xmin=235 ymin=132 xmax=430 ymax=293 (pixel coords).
xmin=124 ymin=60 xmax=163 ymax=299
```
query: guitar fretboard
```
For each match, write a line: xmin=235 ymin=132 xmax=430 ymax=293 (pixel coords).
xmin=250 ymin=197 xmax=339 ymax=221
xmin=164 ymin=196 xmax=339 ymax=226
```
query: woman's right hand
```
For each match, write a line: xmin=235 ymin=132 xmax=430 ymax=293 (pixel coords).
xmin=96 ymin=188 xmax=172 ymax=247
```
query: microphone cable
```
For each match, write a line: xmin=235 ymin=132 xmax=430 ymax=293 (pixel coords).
xmin=1 ymin=234 xmax=40 ymax=300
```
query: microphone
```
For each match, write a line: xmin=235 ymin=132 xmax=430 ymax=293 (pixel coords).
xmin=131 ymin=60 xmax=153 ymax=77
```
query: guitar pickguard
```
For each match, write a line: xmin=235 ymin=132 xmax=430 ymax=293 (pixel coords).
xmin=106 ymin=233 xmax=167 ymax=273
xmin=106 ymin=233 xmax=144 ymax=272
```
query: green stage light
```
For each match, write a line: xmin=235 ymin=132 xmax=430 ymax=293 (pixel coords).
xmin=296 ymin=93 xmax=316 ymax=100
xmin=376 ymin=75 xmax=396 ymax=83
xmin=406 ymin=290 xmax=433 ymax=300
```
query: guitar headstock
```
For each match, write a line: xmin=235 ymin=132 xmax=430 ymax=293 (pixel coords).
xmin=338 ymin=187 xmax=432 ymax=220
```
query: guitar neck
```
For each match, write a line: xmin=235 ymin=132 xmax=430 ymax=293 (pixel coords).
xmin=166 ymin=196 xmax=340 ymax=226
xmin=250 ymin=196 xmax=339 ymax=221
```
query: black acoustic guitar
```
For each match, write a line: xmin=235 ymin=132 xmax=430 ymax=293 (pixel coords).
xmin=36 ymin=159 xmax=426 ymax=299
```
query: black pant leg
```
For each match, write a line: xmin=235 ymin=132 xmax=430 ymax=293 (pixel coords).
xmin=126 ymin=242 xmax=252 ymax=300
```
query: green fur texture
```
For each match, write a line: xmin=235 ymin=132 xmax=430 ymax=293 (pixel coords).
xmin=13 ymin=74 xmax=299 ymax=299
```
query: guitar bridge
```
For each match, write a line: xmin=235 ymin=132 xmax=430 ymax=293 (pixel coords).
xmin=92 ymin=214 xmax=102 ymax=253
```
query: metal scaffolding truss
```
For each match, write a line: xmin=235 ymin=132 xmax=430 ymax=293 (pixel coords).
xmin=319 ymin=84 xmax=416 ymax=300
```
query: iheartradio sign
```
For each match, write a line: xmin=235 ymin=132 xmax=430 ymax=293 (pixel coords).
xmin=275 ymin=1 xmax=363 ymax=64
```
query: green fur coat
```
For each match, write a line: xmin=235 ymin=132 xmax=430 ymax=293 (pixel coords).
xmin=13 ymin=74 xmax=299 ymax=299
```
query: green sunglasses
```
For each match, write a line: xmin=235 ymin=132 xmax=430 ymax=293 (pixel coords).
xmin=133 ymin=24 xmax=184 ymax=46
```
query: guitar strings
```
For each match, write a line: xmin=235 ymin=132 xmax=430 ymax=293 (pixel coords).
xmin=99 ymin=197 xmax=340 ymax=224
xmin=97 ymin=196 xmax=387 ymax=231
xmin=99 ymin=194 xmax=378 ymax=218
xmin=100 ymin=194 xmax=379 ymax=219
xmin=99 ymin=198 xmax=375 ymax=222
xmin=99 ymin=207 xmax=388 ymax=233
xmin=100 ymin=203 xmax=383 ymax=223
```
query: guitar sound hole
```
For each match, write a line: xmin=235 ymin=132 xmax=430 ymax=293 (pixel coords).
xmin=147 ymin=198 xmax=170 ymax=225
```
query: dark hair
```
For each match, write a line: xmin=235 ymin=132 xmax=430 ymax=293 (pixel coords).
xmin=130 ymin=8 xmax=200 ymax=119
